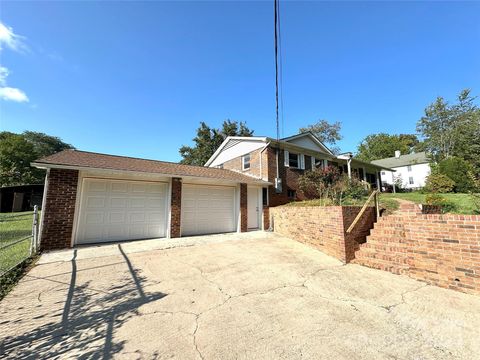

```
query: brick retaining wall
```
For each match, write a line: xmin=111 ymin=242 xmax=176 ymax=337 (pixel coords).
xmin=270 ymin=206 xmax=375 ymax=263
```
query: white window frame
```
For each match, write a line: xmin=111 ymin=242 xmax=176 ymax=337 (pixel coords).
xmin=284 ymin=150 xmax=304 ymax=169
xmin=242 ymin=154 xmax=251 ymax=171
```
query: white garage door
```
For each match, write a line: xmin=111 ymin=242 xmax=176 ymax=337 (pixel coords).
xmin=181 ymin=184 xmax=236 ymax=236
xmin=76 ymin=178 xmax=168 ymax=244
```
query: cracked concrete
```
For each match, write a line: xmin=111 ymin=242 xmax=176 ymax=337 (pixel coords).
xmin=1 ymin=232 xmax=479 ymax=359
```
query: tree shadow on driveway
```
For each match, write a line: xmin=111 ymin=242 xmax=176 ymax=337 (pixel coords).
xmin=1 ymin=245 xmax=167 ymax=359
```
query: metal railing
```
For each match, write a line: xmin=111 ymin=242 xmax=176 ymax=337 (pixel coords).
xmin=346 ymin=190 xmax=379 ymax=234
xmin=0 ymin=206 xmax=39 ymax=277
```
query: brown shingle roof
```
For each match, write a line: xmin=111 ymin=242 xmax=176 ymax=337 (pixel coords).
xmin=32 ymin=150 xmax=269 ymax=185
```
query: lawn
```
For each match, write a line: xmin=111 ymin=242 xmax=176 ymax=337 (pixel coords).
xmin=0 ymin=211 xmax=36 ymax=275
xmin=285 ymin=192 xmax=479 ymax=214
xmin=381 ymin=193 xmax=479 ymax=214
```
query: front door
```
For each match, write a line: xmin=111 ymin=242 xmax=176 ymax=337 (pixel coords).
xmin=247 ymin=187 xmax=259 ymax=229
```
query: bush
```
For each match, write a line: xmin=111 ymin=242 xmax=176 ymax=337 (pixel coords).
xmin=424 ymin=173 xmax=455 ymax=193
xmin=298 ymin=166 xmax=369 ymax=205
xmin=424 ymin=194 xmax=455 ymax=213
xmin=438 ymin=157 xmax=476 ymax=193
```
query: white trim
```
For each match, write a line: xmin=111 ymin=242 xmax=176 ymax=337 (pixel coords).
xmin=284 ymin=150 xmax=289 ymax=167
xmin=38 ymin=169 xmax=50 ymax=248
xmin=311 ymin=156 xmax=316 ymax=169
xmin=242 ymin=153 xmax=251 ymax=171
xmin=280 ymin=132 xmax=334 ymax=156
xmin=299 ymin=154 xmax=305 ymax=170
xmin=204 ymin=136 xmax=268 ymax=166
xmin=70 ymin=171 xmax=83 ymax=247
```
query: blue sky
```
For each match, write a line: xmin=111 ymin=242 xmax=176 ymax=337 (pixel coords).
xmin=1 ymin=1 xmax=479 ymax=161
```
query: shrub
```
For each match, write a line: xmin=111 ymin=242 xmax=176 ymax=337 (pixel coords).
xmin=298 ymin=166 xmax=369 ymax=205
xmin=424 ymin=173 xmax=455 ymax=193
xmin=438 ymin=157 xmax=476 ymax=193
xmin=424 ymin=194 xmax=455 ymax=213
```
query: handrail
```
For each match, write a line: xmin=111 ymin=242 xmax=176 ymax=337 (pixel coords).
xmin=346 ymin=190 xmax=379 ymax=233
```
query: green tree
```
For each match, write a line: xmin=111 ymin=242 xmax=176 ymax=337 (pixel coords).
xmin=417 ymin=89 xmax=480 ymax=173
xmin=0 ymin=131 xmax=74 ymax=186
xmin=438 ymin=157 xmax=476 ymax=193
xmin=179 ymin=120 xmax=254 ymax=166
xmin=355 ymin=133 xmax=421 ymax=161
xmin=299 ymin=119 xmax=342 ymax=153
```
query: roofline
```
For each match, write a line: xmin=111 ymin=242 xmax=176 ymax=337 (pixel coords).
xmin=204 ymin=136 xmax=268 ymax=166
xmin=349 ymin=158 xmax=395 ymax=171
xmin=268 ymin=139 xmax=336 ymax=159
xmin=31 ymin=162 xmax=271 ymax=186
xmin=280 ymin=132 xmax=334 ymax=156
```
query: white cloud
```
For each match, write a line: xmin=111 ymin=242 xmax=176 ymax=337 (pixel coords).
xmin=0 ymin=22 xmax=27 ymax=52
xmin=0 ymin=22 xmax=29 ymax=102
xmin=0 ymin=66 xmax=9 ymax=85
xmin=0 ymin=87 xmax=29 ymax=102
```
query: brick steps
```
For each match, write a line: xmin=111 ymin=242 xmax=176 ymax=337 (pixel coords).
xmin=353 ymin=203 xmax=413 ymax=273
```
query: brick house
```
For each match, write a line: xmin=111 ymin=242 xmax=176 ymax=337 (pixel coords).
xmin=205 ymin=132 xmax=387 ymax=208
xmin=32 ymin=150 xmax=269 ymax=250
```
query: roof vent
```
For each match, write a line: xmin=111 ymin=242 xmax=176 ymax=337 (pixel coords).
xmin=394 ymin=150 xmax=401 ymax=158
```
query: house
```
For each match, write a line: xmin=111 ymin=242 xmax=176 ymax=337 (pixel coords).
xmin=31 ymin=133 xmax=387 ymax=251
xmin=0 ymin=184 xmax=44 ymax=212
xmin=31 ymin=150 xmax=270 ymax=250
xmin=205 ymin=132 xmax=388 ymax=207
xmin=371 ymin=151 xmax=431 ymax=191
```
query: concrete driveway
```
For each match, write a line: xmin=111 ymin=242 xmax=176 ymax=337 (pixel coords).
xmin=1 ymin=232 xmax=479 ymax=359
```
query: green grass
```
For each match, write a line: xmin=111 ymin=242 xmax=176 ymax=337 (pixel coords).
xmin=285 ymin=196 xmax=400 ymax=214
xmin=381 ymin=193 xmax=479 ymax=214
xmin=283 ymin=192 xmax=479 ymax=214
xmin=0 ymin=211 xmax=35 ymax=276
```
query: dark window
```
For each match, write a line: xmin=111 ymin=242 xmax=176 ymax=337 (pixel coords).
xmin=407 ymin=165 xmax=412 ymax=172
xmin=409 ymin=176 xmax=414 ymax=185
xmin=288 ymin=153 xmax=299 ymax=168
xmin=242 ymin=154 xmax=251 ymax=170
xmin=287 ymin=190 xmax=296 ymax=199
xmin=262 ymin=188 xmax=268 ymax=206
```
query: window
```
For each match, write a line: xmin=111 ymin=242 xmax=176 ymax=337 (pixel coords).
xmin=381 ymin=171 xmax=385 ymax=176
xmin=289 ymin=153 xmax=299 ymax=168
xmin=287 ymin=190 xmax=296 ymax=199
xmin=242 ymin=154 xmax=251 ymax=170
xmin=407 ymin=165 xmax=412 ymax=172
xmin=409 ymin=176 xmax=414 ymax=185
xmin=284 ymin=150 xmax=305 ymax=169
xmin=311 ymin=156 xmax=316 ymax=169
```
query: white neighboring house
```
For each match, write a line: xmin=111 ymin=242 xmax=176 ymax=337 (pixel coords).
xmin=372 ymin=151 xmax=431 ymax=190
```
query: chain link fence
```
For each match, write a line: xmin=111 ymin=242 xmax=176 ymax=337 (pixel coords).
xmin=0 ymin=206 xmax=39 ymax=278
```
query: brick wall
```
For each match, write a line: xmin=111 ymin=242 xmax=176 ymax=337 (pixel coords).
xmin=240 ymin=183 xmax=248 ymax=232
xmin=170 ymin=177 xmax=182 ymax=238
xmin=222 ymin=148 xmax=267 ymax=179
xmin=263 ymin=206 xmax=270 ymax=230
xmin=270 ymin=205 xmax=376 ymax=263
xmin=40 ymin=169 xmax=79 ymax=250
xmin=355 ymin=212 xmax=480 ymax=295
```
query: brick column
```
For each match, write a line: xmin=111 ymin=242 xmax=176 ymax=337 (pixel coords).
xmin=40 ymin=168 xmax=79 ymax=250
xmin=170 ymin=177 xmax=182 ymax=238
xmin=240 ymin=183 xmax=248 ymax=232
xmin=263 ymin=206 xmax=270 ymax=230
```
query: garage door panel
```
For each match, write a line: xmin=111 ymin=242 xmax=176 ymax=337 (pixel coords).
xmin=76 ymin=179 xmax=167 ymax=244
xmin=181 ymin=184 xmax=236 ymax=236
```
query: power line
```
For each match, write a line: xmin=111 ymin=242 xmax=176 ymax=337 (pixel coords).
xmin=274 ymin=0 xmax=280 ymax=141
xmin=277 ymin=0 xmax=285 ymax=138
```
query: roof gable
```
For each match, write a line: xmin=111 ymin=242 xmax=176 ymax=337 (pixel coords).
xmin=281 ymin=132 xmax=333 ymax=155
xmin=205 ymin=136 xmax=267 ymax=166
